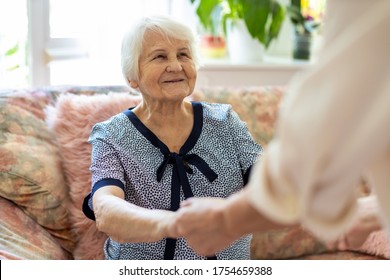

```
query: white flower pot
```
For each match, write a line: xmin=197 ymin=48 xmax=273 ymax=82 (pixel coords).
xmin=226 ymin=19 xmax=265 ymax=63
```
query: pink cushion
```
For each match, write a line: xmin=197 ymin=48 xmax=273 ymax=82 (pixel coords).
xmin=46 ymin=92 xmax=142 ymax=259
xmin=358 ymin=230 xmax=390 ymax=259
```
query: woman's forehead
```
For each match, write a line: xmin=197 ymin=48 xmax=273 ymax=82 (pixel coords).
xmin=143 ymin=29 xmax=188 ymax=49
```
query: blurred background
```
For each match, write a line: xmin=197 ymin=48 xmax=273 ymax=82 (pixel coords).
xmin=0 ymin=0 xmax=326 ymax=89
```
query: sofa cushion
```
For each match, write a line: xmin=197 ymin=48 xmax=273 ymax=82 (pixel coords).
xmin=250 ymin=226 xmax=329 ymax=259
xmin=0 ymin=91 xmax=76 ymax=254
xmin=45 ymin=91 xmax=142 ymax=259
xmin=358 ymin=230 xmax=390 ymax=259
xmin=251 ymin=225 xmax=388 ymax=260
xmin=192 ymin=86 xmax=284 ymax=147
xmin=0 ymin=196 xmax=72 ymax=260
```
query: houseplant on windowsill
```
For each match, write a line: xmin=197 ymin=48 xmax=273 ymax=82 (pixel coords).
xmin=190 ymin=0 xmax=286 ymax=62
xmin=287 ymin=0 xmax=323 ymax=60
xmin=194 ymin=2 xmax=227 ymax=58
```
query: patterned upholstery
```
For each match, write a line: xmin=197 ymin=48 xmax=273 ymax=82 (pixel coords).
xmin=0 ymin=85 xmax=387 ymax=260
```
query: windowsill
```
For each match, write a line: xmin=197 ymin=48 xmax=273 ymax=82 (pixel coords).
xmin=200 ymin=55 xmax=312 ymax=71
xmin=196 ymin=55 xmax=312 ymax=87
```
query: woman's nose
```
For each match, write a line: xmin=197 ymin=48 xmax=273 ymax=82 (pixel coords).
xmin=166 ymin=58 xmax=183 ymax=72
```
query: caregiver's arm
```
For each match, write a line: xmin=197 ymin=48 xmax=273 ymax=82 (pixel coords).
xmin=247 ymin=0 xmax=390 ymax=240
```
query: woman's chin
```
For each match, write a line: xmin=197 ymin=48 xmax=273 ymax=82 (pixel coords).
xmin=162 ymin=84 xmax=192 ymax=98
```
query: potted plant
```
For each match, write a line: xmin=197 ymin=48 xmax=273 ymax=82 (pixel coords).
xmin=193 ymin=2 xmax=227 ymax=58
xmin=191 ymin=0 xmax=286 ymax=48
xmin=287 ymin=0 xmax=325 ymax=60
xmin=190 ymin=0 xmax=286 ymax=61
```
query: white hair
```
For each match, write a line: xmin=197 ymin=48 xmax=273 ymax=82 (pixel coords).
xmin=121 ymin=15 xmax=201 ymax=87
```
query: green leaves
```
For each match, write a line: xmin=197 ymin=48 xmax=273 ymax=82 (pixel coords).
xmin=267 ymin=1 xmax=285 ymax=47
xmin=239 ymin=0 xmax=286 ymax=47
xmin=195 ymin=0 xmax=222 ymax=33
xmin=3 ymin=42 xmax=21 ymax=71
xmin=286 ymin=4 xmax=305 ymax=26
xmin=241 ymin=0 xmax=270 ymax=45
xmin=190 ymin=0 xmax=286 ymax=48
xmin=5 ymin=43 xmax=19 ymax=56
xmin=286 ymin=3 xmax=320 ymax=35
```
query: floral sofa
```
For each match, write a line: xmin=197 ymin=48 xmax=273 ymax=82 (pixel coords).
xmin=0 ymin=85 xmax=389 ymax=260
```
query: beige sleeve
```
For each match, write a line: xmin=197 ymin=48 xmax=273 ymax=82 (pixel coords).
xmin=247 ymin=0 xmax=390 ymax=241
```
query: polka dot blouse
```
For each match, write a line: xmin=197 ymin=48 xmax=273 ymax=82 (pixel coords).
xmin=83 ymin=101 xmax=263 ymax=260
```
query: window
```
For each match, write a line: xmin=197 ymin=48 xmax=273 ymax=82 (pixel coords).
xmin=0 ymin=0 xmax=28 ymax=89
xmin=29 ymin=0 xmax=196 ymax=87
xmin=0 ymin=0 xmax=326 ymax=89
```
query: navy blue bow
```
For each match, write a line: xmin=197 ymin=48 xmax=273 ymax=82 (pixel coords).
xmin=157 ymin=152 xmax=217 ymax=260
xmin=157 ymin=152 xmax=217 ymax=209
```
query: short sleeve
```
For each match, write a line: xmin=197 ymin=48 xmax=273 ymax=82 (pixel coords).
xmin=89 ymin=121 xmax=126 ymax=189
xmin=227 ymin=107 xmax=263 ymax=184
xmin=83 ymin=121 xmax=126 ymax=220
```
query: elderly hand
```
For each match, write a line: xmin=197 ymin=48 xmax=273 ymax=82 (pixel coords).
xmin=170 ymin=188 xmax=284 ymax=256
xmin=172 ymin=197 xmax=238 ymax=256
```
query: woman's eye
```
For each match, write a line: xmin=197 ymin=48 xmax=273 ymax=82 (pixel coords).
xmin=153 ymin=54 xmax=166 ymax=60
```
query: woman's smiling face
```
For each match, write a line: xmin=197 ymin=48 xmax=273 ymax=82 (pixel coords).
xmin=131 ymin=30 xmax=197 ymax=103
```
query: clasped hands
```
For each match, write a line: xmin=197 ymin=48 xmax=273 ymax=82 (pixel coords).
xmin=163 ymin=188 xmax=279 ymax=256
xmin=164 ymin=194 xmax=381 ymax=257
xmin=166 ymin=196 xmax=239 ymax=257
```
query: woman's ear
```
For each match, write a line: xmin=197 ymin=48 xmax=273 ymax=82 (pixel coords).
xmin=129 ymin=79 xmax=139 ymax=89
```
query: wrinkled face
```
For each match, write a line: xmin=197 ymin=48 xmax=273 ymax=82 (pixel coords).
xmin=130 ymin=30 xmax=197 ymax=103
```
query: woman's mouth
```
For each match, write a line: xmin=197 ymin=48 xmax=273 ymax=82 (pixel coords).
xmin=164 ymin=78 xmax=185 ymax=83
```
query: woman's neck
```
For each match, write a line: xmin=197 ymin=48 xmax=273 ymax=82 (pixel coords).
xmin=133 ymin=99 xmax=193 ymax=127
xmin=132 ymin=99 xmax=195 ymax=153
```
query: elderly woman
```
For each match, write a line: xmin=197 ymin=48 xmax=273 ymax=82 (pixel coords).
xmin=82 ymin=15 xmax=262 ymax=260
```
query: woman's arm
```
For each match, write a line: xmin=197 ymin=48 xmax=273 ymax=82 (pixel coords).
xmin=93 ymin=185 xmax=176 ymax=243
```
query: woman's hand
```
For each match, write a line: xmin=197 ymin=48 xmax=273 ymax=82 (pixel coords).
xmin=171 ymin=189 xmax=284 ymax=256
xmin=171 ymin=197 xmax=237 ymax=256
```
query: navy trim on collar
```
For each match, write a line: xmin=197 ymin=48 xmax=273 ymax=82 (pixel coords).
xmin=123 ymin=102 xmax=203 ymax=155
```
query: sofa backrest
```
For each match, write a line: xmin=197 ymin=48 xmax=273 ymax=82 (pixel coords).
xmin=192 ymin=86 xmax=284 ymax=147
